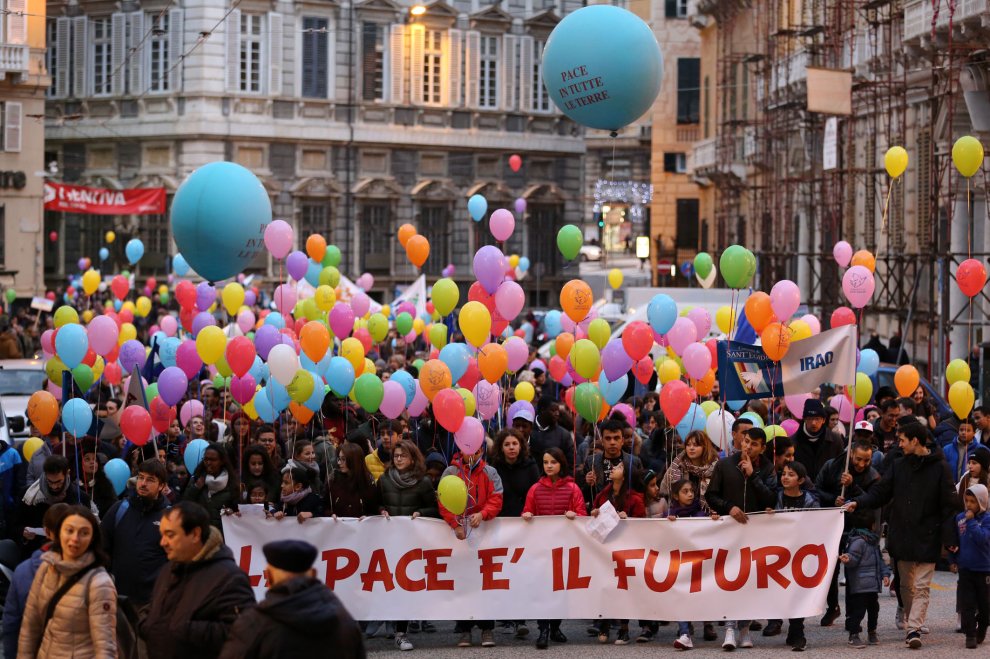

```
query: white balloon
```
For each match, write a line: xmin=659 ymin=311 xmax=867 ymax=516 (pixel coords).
xmin=705 ymin=409 xmax=735 ymax=454
xmin=267 ymin=344 xmax=299 ymax=386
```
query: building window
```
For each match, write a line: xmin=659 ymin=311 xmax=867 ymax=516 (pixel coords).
xmin=422 ymin=29 xmax=442 ymax=105
xmin=299 ymin=202 xmax=329 ymax=239
xmin=675 ymin=199 xmax=700 ymax=249
xmin=361 ymin=203 xmax=391 ymax=272
xmin=149 ymin=13 xmax=170 ymax=93
xmin=92 ymin=17 xmax=113 ymax=96
xmin=361 ymin=22 xmax=385 ymax=102
xmin=677 ymin=58 xmax=700 ymax=124
xmin=46 ymin=20 xmax=58 ymax=96
xmin=528 ymin=203 xmax=561 ymax=274
xmin=532 ymin=39 xmax=550 ymax=112
xmin=418 ymin=203 xmax=449 ymax=275
xmin=665 ymin=0 xmax=689 ymax=18
xmin=479 ymin=35 xmax=499 ymax=109
xmin=1 ymin=102 xmax=22 ymax=153
xmin=0 ymin=206 xmax=5 ymax=268
xmin=664 ymin=153 xmax=687 ymax=173
xmin=240 ymin=13 xmax=263 ymax=93
xmin=703 ymin=75 xmax=710 ymax=138
xmin=301 ymin=17 xmax=329 ymax=98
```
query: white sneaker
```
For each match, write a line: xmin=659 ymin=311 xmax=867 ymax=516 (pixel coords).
xmin=396 ymin=634 xmax=414 ymax=651
xmin=739 ymin=628 xmax=754 ymax=648
xmin=723 ymin=628 xmax=737 ymax=651
xmin=674 ymin=633 xmax=694 ymax=650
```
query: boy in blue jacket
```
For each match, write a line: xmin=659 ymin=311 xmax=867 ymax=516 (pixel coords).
xmin=950 ymin=484 xmax=990 ymax=649
xmin=839 ymin=519 xmax=891 ymax=648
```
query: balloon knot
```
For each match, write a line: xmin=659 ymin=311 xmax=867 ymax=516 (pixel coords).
xmin=609 ymin=131 xmax=618 ymax=138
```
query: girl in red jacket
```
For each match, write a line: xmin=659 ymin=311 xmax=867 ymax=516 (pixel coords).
xmin=522 ymin=447 xmax=588 ymax=649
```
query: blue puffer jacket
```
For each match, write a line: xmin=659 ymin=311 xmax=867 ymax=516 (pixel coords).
xmin=843 ymin=529 xmax=891 ymax=595
xmin=1 ymin=548 xmax=43 ymax=658
xmin=952 ymin=484 xmax=990 ymax=572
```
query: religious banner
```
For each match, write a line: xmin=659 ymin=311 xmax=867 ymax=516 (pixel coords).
xmin=223 ymin=508 xmax=844 ymax=621
xmin=43 ymin=182 xmax=166 ymax=215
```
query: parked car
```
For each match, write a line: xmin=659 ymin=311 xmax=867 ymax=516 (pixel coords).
xmin=871 ymin=365 xmax=950 ymax=419
xmin=579 ymin=244 xmax=602 ymax=262
xmin=0 ymin=359 xmax=45 ymax=439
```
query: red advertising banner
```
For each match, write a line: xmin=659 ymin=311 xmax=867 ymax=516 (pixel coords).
xmin=43 ymin=182 xmax=166 ymax=215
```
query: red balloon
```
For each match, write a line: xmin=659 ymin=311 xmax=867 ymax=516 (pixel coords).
xmin=633 ymin=357 xmax=653 ymax=384
xmin=659 ymin=380 xmax=693 ymax=425
xmin=705 ymin=339 xmax=718 ymax=370
xmin=175 ymin=280 xmax=196 ymax=309
xmin=508 ymin=154 xmax=523 ymax=173
xmin=49 ymin=231 xmax=58 ymax=242
xmin=514 ymin=328 xmax=525 ymax=338
xmin=45 ymin=291 xmax=56 ymax=301
xmin=458 ymin=358 xmax=481 ymax=391
xmin=104 ymin=311 xmax=122 ymax=330
xmin=104 ymin=344 xmax=119 ymax=364
xmin=179 ymin=308 xmax=196 ymax=333
xmin=102 ymin=361 xmax=122 ymax=385
xmin=120 ymin=405 xmax=152 ymax=445
xmin=118 ymin=308 xmax=134 ymax=324
xmin=957 ymin=258 xmax=987 ymax=298
xmin=111 ymin=275 xmax=130 ymax=301
xmin=225 ymin=336 xmax=256 ymax=378
xmin=354 ymin=327 xmax=373 ymax=354
xmin=433 ymin=389 xmax=466 ymax=432
xmin=830 ymin=306 xmax=856 ymax=328
xmin=548 ymin=355 xmax=568 ymax=381
xmin=563 ymin=386 xmax=576 ymax=412
xmin=622 ymin=321 xmax=654 ymax=361
xmin=82 ymin=348 xmax=97 ymax=367
xmin=149 ymin=396 xmax=177 ymax=434
xmin=426 ymin=301 xmax=435 ymax=315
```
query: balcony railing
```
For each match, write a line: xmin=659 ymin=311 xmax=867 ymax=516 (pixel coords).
xmin=769 ymin=50 xmax=808 ymax=95
xmin=0 ymin=44 xmax=28 ymax=81
xmin=692 ymin=137 xmax=717 ymax=171
xmin=904 ymin=0 xmax=988 ymax=42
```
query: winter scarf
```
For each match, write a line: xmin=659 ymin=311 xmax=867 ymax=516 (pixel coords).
xmin=204 ymin=471 xmax=229 ymax=498
xmin=280 ymin=487 xmax=313 ymax=506
xmin=387 ymin=467 xmax=420 ymax=489
xmin=669 ymin=498 xmax=706 ymax=518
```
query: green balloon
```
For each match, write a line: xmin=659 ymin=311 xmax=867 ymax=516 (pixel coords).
xmin=569 ymin=339 xmax=601 ymax=380
xmin=694 ymin=252 xmax=714 ymax=279
xmin=368 ymin=314 xmax=389 ymax=342
xmin=322 ymin=245 xmax=342 ymax=268
xmin=4 ymin=289 xmax=16 ymax=304
xmin=719 ymin=245 xmax=757 ymax=289
xmin=72 ymin=364 xmax=94 ymax=391
xmin=287 ymin=369 xmax=315 ymax=403
xmin=574 ymin=382 xmax=603 ymax=423
xmin=301 ymin=298 xmax=321 ymax=321
xmin=146 ymin=383 xmax=159 ymax=401
xmin=319 ymin=266 xmax=340 ymax=288
xmin=413 ymin=358 xmax=425 ymax=371
xmin=396 ymin=312 xmax=413 ymax=336
xmin=556 ymin=224 xmax=583 ymax=261
xmin=353 ymin=373 xmax=384 ymax=412
xmin=158 ymin=292 xmax=169 ymax=304
xmin=429 ymin=323 xmax=448 ymax=349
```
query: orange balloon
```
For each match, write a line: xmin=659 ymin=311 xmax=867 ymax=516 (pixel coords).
xmin=745 ymin=292 xmax=775 ymax=333
xmin=894 ymin=364 xmax=920 ymax=398
xmin=761 ymin=322 xmax=792 ymax=361
xmin=299 ymin=321 xmax=330 ymax=363
xmin=851 ymin=250 xmax=876 ymax=273
xmin=27 ymin=390 xmax=59 ymax=434
xmin=306 ymin=234 xmax=327 ymax=262
xmin=478 ymin=343 xmax=509 ymax=384
xmin=419 ymin=359 xmax=452 ymax=400
xmin=406 ymin=234 xmax=430 ymax=268
xmin=560 ymin=280 xmax=593 ymax=322
xmin=555 ymin=332 xmax=575 ymax=360
xmin=397 ymin=224 xmax=417 ymax=248
xmin=289 ymin=402 xmax=315 ymax=424
xmin=692 ymin=369 xmax=716 ymax=396
xmin=598 ymin=401 xmax=611 ymax=421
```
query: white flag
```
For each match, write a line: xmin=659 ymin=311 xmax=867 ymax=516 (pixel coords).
xmin=780 ymin=325 xmax=857 ymax=395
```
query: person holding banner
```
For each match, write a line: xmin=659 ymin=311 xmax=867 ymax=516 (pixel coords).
xmin=791 ymin=400 xmax=844 ymax=485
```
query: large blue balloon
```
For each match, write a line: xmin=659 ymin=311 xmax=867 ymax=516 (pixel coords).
xmin=104 ymin=458 xmax=131 ymax=495
xmin=858 ymin=348 xmax=880 ymax=377
xmin=159 ymin=337 xmax=181 ymax=368
xmin=598 ymin=371 xmax=628 ymax=406
xmin=389 ymin=370 xmax=416 ymax=406
xmin=468 ymin=194 xmax=488 ymax=222
xmin=303 ymin=371 xmax=327 ymax=412
xmin=254 ymin=387 xmax=279 ymax=423
xmin=172 ymin=253 xmax=190 ymax=276
xmin=99 ymin=247 xmax=109 ymax=261
xmin=170 ymin=161 xmax=272 ymax=282
xmin=54 ymin=324 xmax=88 ymax=369
xmin=543 ymin=310 xmax=563 ymax=338
xmin=647 ymin=294 xmax=678 ymax=335
xmin=62 ymin=398 xmax=93 ymax=437
xmin=675 ymin=403 xmax=706 ymax=438
xmin=327 ymin=356 xmax=355 ymax=397
xmin=125 ymin=238 xmax=144 ymax=265
xmin=184 ymin=439 xmax=209 ymax=473
xmin=541 ymin=5 xmax=663 ymax=131
xmin=439 ymin=343 xmax=470 ymax=383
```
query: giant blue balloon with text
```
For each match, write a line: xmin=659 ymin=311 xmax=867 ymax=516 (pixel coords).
xmin=541 ymin=5 xmax=663 ymax=132
xmin=170 ymin=162 xmax=272 ymax=282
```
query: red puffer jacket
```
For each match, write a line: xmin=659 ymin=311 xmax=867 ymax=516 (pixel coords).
xmin=523 ymin=476 xmax=588 ymax=516
xmin=438 ymin=454 xmax=504 ymax=528
xmin=594 ymin=486 xmax=646 ymax=518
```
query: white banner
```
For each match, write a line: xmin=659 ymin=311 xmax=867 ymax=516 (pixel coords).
xmin=223 ymin=508 xmax=844 ymax=621
xmin=780 ymin=325 xmax=857 ymax=395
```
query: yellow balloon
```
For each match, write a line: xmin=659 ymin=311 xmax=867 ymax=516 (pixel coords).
xmin=587 ymin=318 xmax=611 ymax=350
xmin=105 ymin=230 xmax=116 ymax=244
xmin=53 ymin=306 xmax=79 ymax=328
xmin=458 ymin=301 xmax=492 ymax=348
xmin=607 ymin=268 xmax=624 ymax=290
xmin=158 ymin=285 xmax=169 ymax=296
xmin=953 ymin=136 xmax=984 ymax=178
xmin=788 ymin=319 xmax=812 ymax=342
xmin=81 ymin=310 xmax=94 ymax=324
xmin=949 ymin=380 xmax=976 ymax=419
xmin=656 ymin=356 xmax=681 ymax=384
xmin=381 ymin=304 xmax=391 ymax=317
xmin=215 ymin=355 xmax=232 ymax=378
xmin=222 ymin=283 xmax=245 ymax=316
xmin=195 ymin=325 xmax=227 ymax=364
xmin=340 ymin=337 xmax=365 ymax=374
xmin=514 ymin=381 xmax=535 ymax=402
xmin=243 ymin=398 xmax=259 ymax=420
xmin=715 ymin=306 xmax=736 ymax=335
xmin=92 ymin=355 xmax=105 ymax=381
xmin=121 ymin=300 xmax=136 ymax=314
xmin=509 ymin=254 xmax=520 ymax=268
xmin=884 ymin=146 xmax=908 ymax=179
xmin=314 ymin=285 xmax=336 ymax=311
xmin=412 ymin=318 xmax=425 ymax=335
xmin=22 ymin=437 xmax=44 ymax=461
xmin=854 ymin=372 xmax=873 ymax=407
xmin=82 ymin=269 xmax=101 ymax=296
xmin=118 ymin=322 xmax=137 ymax=344
xmin=136 ymin=296 xmax=152 ymax=318
xmin=946 ymin=358 xmax=972 ymax=386
xmin=700 ymin=400 xmax=720 ymax=418
xmin=458 ymin=388 xmax=477 ymax=416
xmin=363 ymin=358 xmax=377 ymax=377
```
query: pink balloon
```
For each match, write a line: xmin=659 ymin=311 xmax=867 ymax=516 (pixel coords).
xmin=407 ymin=381 xmax=429 ymax=417
xmin=230 ymin=374 xmax=257 ymax=405
xmin=274 ymin=284 xmax=297 ymax=316
xmin=48 ymin=379 xmax=63 ymax=400
xmin=800 ymin=314 xmax=821 ymax=335
xmin=681 ymin=342 xmax=712 ymax=380
xmin=780 ymin=419 xmax=799 ymax=435
xmin=686 ymin=307 xmax=711 ymax=339
xmin=503 ymin=336 xmax=528 ymax=372
xmin=41 ymin=329 xmax=55 ymax=354
xmin=833 ymin=240 xmax=853 ymax=267
xmin=489 ymin=209 xmax=515 ymax=242
xmin=473 ymin=380 xmax=501 ymax=420
xmin=355 ymin=273 xmax=374 ymax=290
xmin=264 ymin=219 xmax=294 ymax=260
xmin=784 ymin=393 xmax=811 ymax=419
xmin=666 ymin=317 xmax=698 ymax=355
xmin=88 ymin=315 xmax=120 ymax=356
xmin=494 ymin=280 xmax=525 ymax=322
xmin=351 ymin=292 xmax=371 ymax=318
xmin=179 ymin=399 xmax=204 ymax=427
xmin=612 ymin=403 xmax=635 ymax=429
xmin=329 ymin=303 xmax=355 ymax=339
xmin=830 ymin=394 xmax=853 ymax=423
xmin=842 ymin=265 xmax=875 ymax=309
xmin=454 ymin=416 xmax=485 ymax=454
xmin=237 ymin=309 xmax=256 ymax=334
xmin=176 ymin=340 xmax=204 ymax=379
xmin=379 ymin=380 xmax=406 ymax=419
xmin=769 ymin=279 xmax=801 ymax=321
xmin=160 ymin=315 xmax=178 ymax=337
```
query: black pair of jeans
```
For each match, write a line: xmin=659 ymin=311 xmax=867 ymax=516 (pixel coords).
xmin=456 ymin=620 xmax=495 ymax=632
xmin=537 ymin=620 xmax=561 ymax=632
xmin=958 ymin=569 xmax=990 ymax=637
xmin=844 ymin=591 xmax=879 ymax=634
xmin=785 ymin=618 xmax=805 ymax=642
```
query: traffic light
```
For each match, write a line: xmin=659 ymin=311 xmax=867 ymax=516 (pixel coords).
xmin=598 ymin=219 xmax=604 ymax=228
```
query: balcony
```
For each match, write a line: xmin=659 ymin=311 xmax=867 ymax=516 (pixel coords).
xmin=904 ymin=0 xmax=989 ymax=44
xmin=769 ymin=50 xmax=808 ymax=96
xmin=692 ymin=137 xmax=716 ymax=171
xmin=0 ymin=44 xmax=29 ymax=82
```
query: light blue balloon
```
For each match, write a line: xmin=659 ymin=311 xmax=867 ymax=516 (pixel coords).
xmin=264 ymin=312 xmax=286 ymax=329
xmin=739 ymin=412 xmax=765 ymax=428
xmin=647 ymin=294 xmax=678 ymax=335
xmin=170 ymin=161 xmax=273 ymax=282
xmin=254 ymin=387 xmax=278 ymax=423
xmin=268 ymin=380 xmax=291 ymax=411
xmin=301 ymin=352 xmax=331 ymax=379
xmin=172 ymin=253 xmax=190 ymax=276
xmin=599 ymin=371 xmax=628 ymax=406
xmin=543 ymin=310 xmax=563 ymax=338
xmin=303 ymin=371 xmax=327 ymax=412
xmin=439 ymin=343 xmax=470 ymax=383
xmin=61 ymin=398 xmax=93 ymax=437
xmin=99 ymin=247 xmax=109 ymax=261
xmin=248 ymin=356 xmax=268 ymax=384
xmin=125 ymin=238 xmax=144 ymax=265
xmin=389 ymin=370 xmax=416 ymax=406
xmin=304 ymin=260 xmax=322 ymax=287
xmin=159 ymin=337 xmax=181 ymax=368
xmin=327 ymin=356 xmax=355 ymax=397
xmin=468 ymin=194 xmax=488 ymax=222
xmin=859 ymin=348 xmax=880 ymax=377
xmin=542 ymin=5 xmax=662 ymax=131
xmin=54 ymin=324 xmax=88 ymax=369
xmin=726 ymin=399 xmax=747 ymax=412
xmin=104 ymin=458 xmax=130 ymax=495
xmin=113 ymin=299 xmax=122 ymax=311
xmin=675 ymin=402 xmax=706 ymax=438
xmin=518 ymin=257 xmax=530 ymax=272
xmin=184 ymin=439 xmax=209 ymax=473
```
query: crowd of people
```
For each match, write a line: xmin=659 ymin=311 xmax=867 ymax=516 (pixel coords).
xmin=0 ymin=314 xmax=987 ymax=657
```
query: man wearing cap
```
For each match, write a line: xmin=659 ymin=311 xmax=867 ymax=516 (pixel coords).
xmin=219 ymin=540 xmax=365 ymax=658
xmin=511 ymin=405 xmax=535 ymax=444
xmin=790 ymin=398 xmax=844 ymax=484
xmin=530 ymin=398 xmax=575 ymax=473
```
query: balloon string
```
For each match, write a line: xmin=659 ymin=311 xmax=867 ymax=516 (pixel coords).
xmin=880 ymin=179 xmax=893 ymax=236
xmin=967 ymin=178 xmax=972 ymax=258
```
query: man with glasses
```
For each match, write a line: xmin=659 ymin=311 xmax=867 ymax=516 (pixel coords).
xmin=873 ymin=400 xmax=901 ymax=455
xmin=17 ymin=455 xmax=93 ymax=556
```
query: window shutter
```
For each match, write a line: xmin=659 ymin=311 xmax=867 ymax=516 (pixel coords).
xmin=519 ymin=35 xmax=533 ymax=112
xmin=409 ymin=24 xmax=424 ymax=106
xmin=168 ymin=8 xmax=184 ymax=92
xmin=4 ymin=102 xmax=22 ymax=153
xmin=501 ymin=35 xmax=516 ymax=111
xmin=6 ymin=0 xmax=27 ymax=44
xmin=72 ymin=16 xmax=88 ymax=98
xmin=55 ymin=17 xmax=71 ymax=98
xmin=465 ymin=30 xmax=480 ymax=109
xmin=111 ymin=13 xmax=126 ymax=95
xmin=127 ymin=12 xmax=144 ymax=94
xmin=439 ymin=29 xmax=451 ymax=107
xmin=665 ymin=0 xmax=677 ymax=18
xmin=388 ymin=24 xmax=404 ymax=104
xmin=448 ymin=28 xmax=462 ymax=107
xmin=225 ymin=9 xmax=241 ymax=92
xmin=268 ymin=12 xmax=283 ymax=96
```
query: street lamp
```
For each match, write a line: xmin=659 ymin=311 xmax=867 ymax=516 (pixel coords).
xmin=410 ymin=4 xmax=427 ymax=16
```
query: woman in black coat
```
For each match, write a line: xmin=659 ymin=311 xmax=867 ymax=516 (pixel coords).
xmin=275 ymin=466 xmax=323 ymax=522
xmin=326 ymin=442 xmax=378 ymax=517
xmin=489 ymin=429 xmax=540 ymax=517
xmin=184 ymin=442 xmax=240 ymax=529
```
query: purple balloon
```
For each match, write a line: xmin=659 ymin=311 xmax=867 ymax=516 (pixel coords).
xmin=191 ymin=311 xmax=216 ymax=337
xmin=176 ymin=341 xmax=203 ymax=379
xmin=601 ymin=339 xmax=635 ymax=382
xmin=514 ymin=198 xmax=527 ymax=215
xmin=473 ymin=245 xmax=506 ymax=295
xmin=195 ymin=282 xmax=215 ymax=312
xmin=118 ymin=340 xmax=147 ymax=373
xmin=244 ymin=290 xmax=257 ymax=307
xmin=254 ymin=324 xmax=280 ymax=361
xmin=157 ymin=366 xmax=189 ymax=406
xmin=286 ymin=251 xmax=308 ymax=281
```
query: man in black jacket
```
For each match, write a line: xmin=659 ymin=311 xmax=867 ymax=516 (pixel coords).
xmin=790 ymin=399 xmax=844 ymax=483
xmin=219 ymin=540 xmax=365 ymax=658
xmin=530 ymin=398 xmax=575 ymax=472
xmin=141 ymin=501 xmax=255 ymax=659
xmin=846 ymin=422 xmax=960 ymax=649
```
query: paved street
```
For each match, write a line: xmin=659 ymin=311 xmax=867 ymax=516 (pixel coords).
xmin=366 ymin=570 xmax=966 ymax=656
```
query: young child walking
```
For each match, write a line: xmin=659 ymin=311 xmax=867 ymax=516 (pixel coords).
xmin=950 ymin=484 xmax=990 ymax=649
xmin=667 ymin=478 xmax=719 ymax=651
xmin=839 ymin=519 xmax=890 ymax=648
